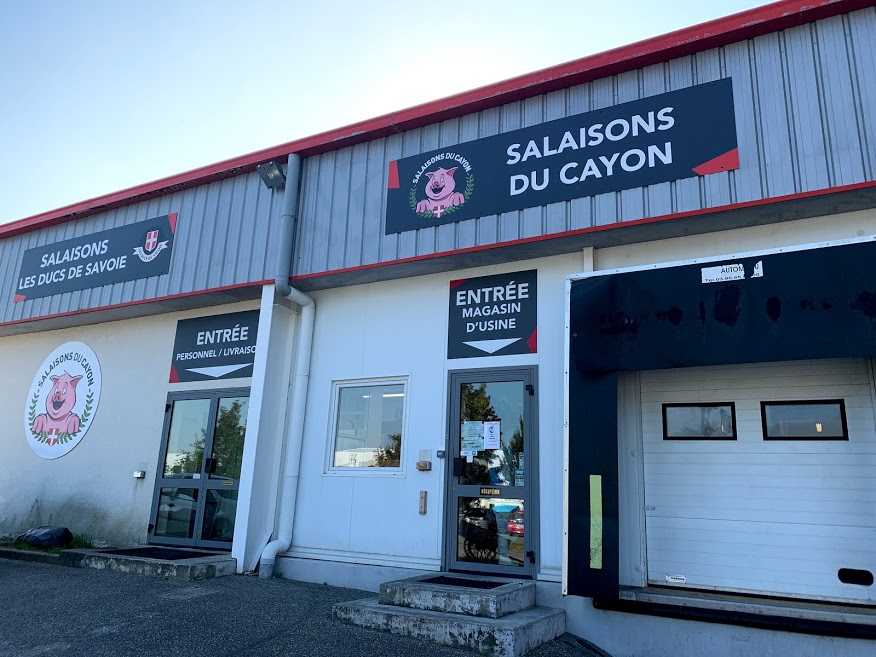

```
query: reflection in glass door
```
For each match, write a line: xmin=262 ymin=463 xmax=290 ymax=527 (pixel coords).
xmin=150 ymin=390 xmax=249 ymax=549
xmin=446 ymin=368 xmax=536 ymax=577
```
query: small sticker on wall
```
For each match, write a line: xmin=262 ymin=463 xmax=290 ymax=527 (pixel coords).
xmin=701 ymin=263 xmax=745 ymax=284
xmin=665 ymin=574 xmax=687 ymax=584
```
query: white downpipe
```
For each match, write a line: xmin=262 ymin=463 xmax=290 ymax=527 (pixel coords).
xmin=259 ymin=296 xmax=314 ymax=578
xmin=259 ymin=153 xmax=315 ymax=579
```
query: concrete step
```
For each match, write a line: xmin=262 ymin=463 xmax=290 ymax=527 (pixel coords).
xmin=63 ymin=548 xmax=236 ymax=581
xmin=334 ymin=597 xmax=565 ymax=657
xmin=379 ymin=573 xmax=536 ymax=618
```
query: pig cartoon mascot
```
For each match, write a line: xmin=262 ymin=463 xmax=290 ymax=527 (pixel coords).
xmin=32 ymin=372 xmax=82 ymax=441
xmin=416 ymin=166 xmax=466 ymax=216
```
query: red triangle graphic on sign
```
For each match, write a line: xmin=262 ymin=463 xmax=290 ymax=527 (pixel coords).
xmin=168 ymin=213 xmax=178 ymax=233
xmin=693 ymin=148 xmax=739 ymax=176
xmin=13 ymin=294 xmax=26 ymax=303
xmin=527 ymin=328 xmax=538 ymax=353
xmin=169 ymin=365 xmax=180 ymax=383
xmin=387 ymin=161 xmax=400 ymax=189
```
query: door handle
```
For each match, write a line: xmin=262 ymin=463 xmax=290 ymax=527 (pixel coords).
xmin=204 ymin=457 xmax=214 ymax=474
xmin=452 ymin=457 xmax=463 ymax=477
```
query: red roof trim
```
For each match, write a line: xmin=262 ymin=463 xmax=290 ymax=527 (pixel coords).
xmin=0 ymin=280 xmax=270 ymax=329
xmin=290 ymin=179 xmax=876 ymax=282
xmin=1 ymin=0 xmax=868 ymax=239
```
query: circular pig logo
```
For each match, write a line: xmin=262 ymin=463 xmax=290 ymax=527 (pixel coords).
xmin=408 ymin=152 xmax=475 ymax=220
xmin=24 ymin=341 xmax=102 ymax=459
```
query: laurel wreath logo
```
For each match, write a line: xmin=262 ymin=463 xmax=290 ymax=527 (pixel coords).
xmin=28 ymin=388 xmax=94 ymax=446
xmin=409 ymin=173 xmax=475 ymax=219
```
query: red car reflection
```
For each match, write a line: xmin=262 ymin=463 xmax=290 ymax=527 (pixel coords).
xmin=507 ymin=510 xmax=524 ymax=536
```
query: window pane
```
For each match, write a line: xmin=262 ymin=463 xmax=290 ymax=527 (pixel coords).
xmin=333 ymin=384 xmax=404 ymax=467
xmin=154 ymin=487 xmax=199 ymax=538
xmin=663 ymin=404 xmax=735 ymax=439
xmin=201 ymin=489 xmax=238 ymax=542
xmin=210 ymin=397 xmax=249 ymax=479
xmin=458 ymin=381 xmax=526 ymax=486
xmin=456 ymin=497 xmax=524 ymax=567
xmin=163 ymin=399 xmax=210 ymax=477
xmin=762 ymin=401 xmax=847 ymax=439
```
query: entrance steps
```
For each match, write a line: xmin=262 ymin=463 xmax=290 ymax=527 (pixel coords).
xmin=333 ymin=573 xmax=565 ymax=657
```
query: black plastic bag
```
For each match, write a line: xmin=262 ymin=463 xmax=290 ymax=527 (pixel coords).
xmin=16 ymin=526 xmax=73 ymax=548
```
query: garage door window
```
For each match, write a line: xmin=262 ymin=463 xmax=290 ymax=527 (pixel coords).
xmin=662 ymin=403 xmax=736 ymax=440
xmin=761 ymin=400 xmax=848 ymax=440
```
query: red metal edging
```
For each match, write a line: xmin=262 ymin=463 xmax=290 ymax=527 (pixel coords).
xmin=1 ymin=0 xmax=868 ymax=239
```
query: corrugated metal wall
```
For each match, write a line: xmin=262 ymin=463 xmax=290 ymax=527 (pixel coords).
xmin=293 ymin=8 xmax=876 ymax=277
xmin=0 ymin=171 xmax=281 ymax=324
xmin=3 ymin=9 xmax=874 ymax=324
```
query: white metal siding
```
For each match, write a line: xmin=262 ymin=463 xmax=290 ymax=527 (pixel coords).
xmin=640 ymin=358 xmax=876 ymax=603
xmin=293 ymin=8 xmax=876 ymax=277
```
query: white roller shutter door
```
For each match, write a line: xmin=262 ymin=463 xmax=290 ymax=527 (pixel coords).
xmin=640 ymin=358 xmax=876 ymax=603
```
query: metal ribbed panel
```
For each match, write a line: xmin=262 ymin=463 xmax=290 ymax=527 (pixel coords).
xmin=0 ymin=171 xmax=279 ymax=324
xmin=293 ymin=8 xmax=876 ymax=278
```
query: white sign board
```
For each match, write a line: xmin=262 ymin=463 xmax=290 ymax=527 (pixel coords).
xmin=24 ymin=341 xmax=102 ymax=460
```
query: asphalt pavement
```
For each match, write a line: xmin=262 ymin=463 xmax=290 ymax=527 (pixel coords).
xmin=0 ymin=559 xmax=605 ymax=657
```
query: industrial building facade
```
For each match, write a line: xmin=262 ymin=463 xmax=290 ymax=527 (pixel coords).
xmin=1 ymin=2 xmax=874 ymax=655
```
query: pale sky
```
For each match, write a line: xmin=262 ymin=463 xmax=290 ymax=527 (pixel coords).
xmin=0 ymin=0 xmax=766 ymax=225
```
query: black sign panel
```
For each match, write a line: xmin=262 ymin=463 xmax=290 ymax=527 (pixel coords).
xmin=448 ymin=270 xmax=537 ymax=359
xmin=170 ymin=310 xmax=260 ymax=383
xmin=569 ymin=240 xmax=876 ymax=373
xmin=14 ymin=214 xmax=177 ymax=302
xmin=386 ymin=79 xmax=737 ymax=235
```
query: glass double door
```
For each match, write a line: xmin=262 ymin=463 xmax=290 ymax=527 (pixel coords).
xmin=149 ymin=389 xmax=249 ymax=549
xmin=446 ymin=368 xmax=537 ymax=578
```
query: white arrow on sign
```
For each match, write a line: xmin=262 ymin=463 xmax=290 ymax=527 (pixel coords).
xmin=185 ymin=364 xmax=251 ymax=378
xmin=462 ymin=338 xmax=521 ymax=354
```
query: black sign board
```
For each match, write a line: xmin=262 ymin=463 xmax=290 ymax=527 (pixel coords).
xmin=569 ymin=240 xmax=876 ymax=373
xmin=170 ymin=310 xmax=260 ymax=383
xmin=448 ymin=270 xmax=537 ymax=359
xmin=14 ymin=214 xmax=177 ymax=303
xmin=386 ymin=79 xmax=737 ymax=234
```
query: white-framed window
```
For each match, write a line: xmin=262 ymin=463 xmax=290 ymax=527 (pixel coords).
xmin=326 ymin=376 xmax=408 ymax=474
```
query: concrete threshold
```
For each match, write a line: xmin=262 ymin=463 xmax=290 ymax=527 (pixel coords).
xmin=617 ymin=586 xmax=876 ymax=626
xmin=60 ymin=547 xmax=236 ymax=581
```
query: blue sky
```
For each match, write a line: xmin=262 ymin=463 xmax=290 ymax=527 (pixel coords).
xmin=0 ymin=0 xmax=765 ymax=225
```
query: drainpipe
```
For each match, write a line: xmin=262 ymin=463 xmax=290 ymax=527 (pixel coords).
xmin=260 ymin=153 xmax=315 ymax=579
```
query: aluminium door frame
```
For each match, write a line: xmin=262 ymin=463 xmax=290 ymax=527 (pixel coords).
xmin=148 ymin=387 xmax=250 ymax=549
xmin=443 ymin=365 xmax=540 ymax=578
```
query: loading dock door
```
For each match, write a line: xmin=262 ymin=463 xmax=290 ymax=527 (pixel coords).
xmin=639 ymin=358 xmax=876 ymax=603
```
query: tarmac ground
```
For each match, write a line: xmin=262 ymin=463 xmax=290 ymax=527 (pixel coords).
xmin=0 ymin=559 xmax=606 ymax=657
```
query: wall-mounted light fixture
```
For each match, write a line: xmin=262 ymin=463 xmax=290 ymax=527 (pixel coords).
xmin=256 ymin=161 xmax=286 ymax=189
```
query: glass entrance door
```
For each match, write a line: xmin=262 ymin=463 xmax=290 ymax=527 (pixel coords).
xmin=446 ymin=368 xmax=536 ymax=577
xmin=149 ymin=390 xmax=249 ymax=549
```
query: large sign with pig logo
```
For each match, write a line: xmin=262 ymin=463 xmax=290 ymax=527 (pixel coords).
xmin=385 ymin=79 xmax=738 ymax=235
xmin=24 ymin=342 xmax=102 ymax=459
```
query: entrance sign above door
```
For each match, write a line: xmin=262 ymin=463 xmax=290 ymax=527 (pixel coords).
xmin=448 ymin=270 xmax=537 ymax=359
xmin=385 ymin=79 xmax=737 ymax=234
xmin=14 ymin=214 xmax=177 ymax=303
xmin=24 ymin=341 xmax=102 ymax=460
xmin=170 ymin=310 xmax=259 ymax=382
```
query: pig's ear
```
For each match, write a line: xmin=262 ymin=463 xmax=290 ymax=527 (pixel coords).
xmin=69 ymin=375 xmax=83 ymax=388
xmin=446 ymin=167 xmax=458 ymax=176
xmin=50 ymin=375 xmax=59 ymax=384
xmin=424 ymin=171 xmax=435 ymax=180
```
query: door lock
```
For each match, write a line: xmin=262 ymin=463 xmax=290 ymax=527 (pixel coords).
xmin=452 ymin=457 xmax=463 ymax=477
xmin=526 ymin=550 xmax=536 ymax=565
